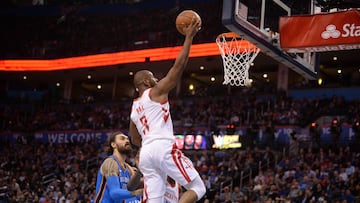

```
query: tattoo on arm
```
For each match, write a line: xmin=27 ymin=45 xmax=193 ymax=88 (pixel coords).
xmin=100 ymin=158 xmax=119 ymax=178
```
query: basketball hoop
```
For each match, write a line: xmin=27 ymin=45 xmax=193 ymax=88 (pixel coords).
xmin=216 ymin=32 xmax=260 ymax=86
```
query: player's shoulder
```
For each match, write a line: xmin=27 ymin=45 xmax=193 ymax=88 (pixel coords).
xmin=101 ymin=158 xmax=118 ymax=170
xmin=103 ymin=157 xmax=116 ymax=162
xmin=100 ymin=158 xmax=120 ymax=177
xmin=134 ymin=88 xmax=152 ymax=101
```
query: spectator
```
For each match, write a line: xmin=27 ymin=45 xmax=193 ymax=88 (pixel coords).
xmin=340 ymin=189 xmax=355 ymax=203
xmin=231 ymin=186 xmax=243 ymax=202
xmin=201 ymin=174 xmax=211 ymax=190
xmin=219 ymin=186 xmax=231 ymax=202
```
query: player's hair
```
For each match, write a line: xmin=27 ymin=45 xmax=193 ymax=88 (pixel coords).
xmin=106 ymin=131 xmax=123 ymax=155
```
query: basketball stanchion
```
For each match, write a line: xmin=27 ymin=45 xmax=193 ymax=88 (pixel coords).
xmin=216 ymin=32 xmax=260 ymax=86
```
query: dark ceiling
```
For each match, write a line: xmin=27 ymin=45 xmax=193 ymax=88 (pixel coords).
xmin=0 ymin=0 xmax=359 ymax=99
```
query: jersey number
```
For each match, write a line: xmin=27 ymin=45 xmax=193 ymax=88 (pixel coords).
xmin=139 ymin=115 xmax=150 ymax=135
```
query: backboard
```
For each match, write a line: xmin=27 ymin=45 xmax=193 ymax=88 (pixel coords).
xmin=221 ymin=0 xmax=318 ymax=80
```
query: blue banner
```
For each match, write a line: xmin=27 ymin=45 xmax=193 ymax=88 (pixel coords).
xmin=1 ymin=125 xmax=356 ymax=146
xmin=320 ymin=126 xmax=355 ymax=144
xmin=0 ymin=133 xmax=17 ymax=144
xmin=34 ymin=131 xmax=113 ymax=144
xmin=268 ymin=126 xmax=355 ymax=145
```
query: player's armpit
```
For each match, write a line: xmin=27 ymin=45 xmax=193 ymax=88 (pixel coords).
xmin=100 ymin=158 xmax=119 ymax=178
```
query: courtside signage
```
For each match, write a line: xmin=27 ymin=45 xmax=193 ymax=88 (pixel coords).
xmin=279 ymin=9 xmax=360 ymax=52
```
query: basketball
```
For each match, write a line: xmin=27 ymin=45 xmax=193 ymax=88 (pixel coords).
xmin=176 ymin=10 xmax=202 ymax=35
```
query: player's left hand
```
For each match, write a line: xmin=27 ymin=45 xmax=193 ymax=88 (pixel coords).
xmin=183 ymin=17 xmax=201 ymax=38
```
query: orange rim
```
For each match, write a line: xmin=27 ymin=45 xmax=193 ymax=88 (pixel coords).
xmin=216 ymin=32 xmax=242 ymax=40
xmin=216 ymin=32 xmax=259 ymax=50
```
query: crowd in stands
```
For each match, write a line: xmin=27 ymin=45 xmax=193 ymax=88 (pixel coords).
xmin=213 ymin=146 xmax=360 ymax=203
xmin=0 ymin=141 xmax=102 ymax=202
xmin=1 ymin=136 xmax=360 ymax=202
xmin=1 ymin=0 xmax=224 ymax=59
xmin=1 ymin=94 xmax=359 ymax=132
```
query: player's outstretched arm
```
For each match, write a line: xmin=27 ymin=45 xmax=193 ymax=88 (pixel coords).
xmin=151 ymin=18 xmax=201 ymax=102
xmin=129 ymin=120 xmax=142 ymax=147
xmin=100 ymin=158 xmax=143 ymax=200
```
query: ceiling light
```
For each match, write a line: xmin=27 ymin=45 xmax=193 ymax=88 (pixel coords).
xmin=129 ymin=71 xmax=134 ymax=76
xmin=200 ymin=66 xmax=205 ymax=70
xmin=210 ymin=77 xmax=215 ymax=82
xmin=87 ymin=74 xmax=92 ymax=79
xmin=337 ymin=69 xmax=342 ymax=74
xmin=250 ymin=63 xmax=254 ymax=66
xmin=56 ymin=82 xmax=60 ymax=87
xmin=333 ymin=56 xmax=337 ymax=61
xmin=189 ymin=84 xmax=194 ymax=91
xmin=263 ymin=73 xmax=268 ymax=78
xmin=97 ymin=85 xmax=102 ymax=89
xmin=23 ymin=76 xmax=27 ymax=80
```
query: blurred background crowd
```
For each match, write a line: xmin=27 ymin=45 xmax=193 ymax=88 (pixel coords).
xmin=1 ymin=139 xmax=360 ymax=202
xmin=1 ymin=94 xmax=359 ymax=132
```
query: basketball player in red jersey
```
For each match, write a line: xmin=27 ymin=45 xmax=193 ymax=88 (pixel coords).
xmin=129 ymin=18 xmax=205 ymax=203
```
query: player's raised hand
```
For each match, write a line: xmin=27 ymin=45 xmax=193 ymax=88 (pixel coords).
xmin=183 ymin=17 xmax=201 ymax=38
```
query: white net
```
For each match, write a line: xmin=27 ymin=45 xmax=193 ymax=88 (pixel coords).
xmin=216 ymin=32 xmax=260 ymax=86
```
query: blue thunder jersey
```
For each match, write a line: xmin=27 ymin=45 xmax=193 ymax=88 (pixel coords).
xmin=95 ymin=155 xmax=141 ymax=203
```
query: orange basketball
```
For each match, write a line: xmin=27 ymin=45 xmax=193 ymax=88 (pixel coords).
xmin=175 ymin=10 xmax=202 ymax=35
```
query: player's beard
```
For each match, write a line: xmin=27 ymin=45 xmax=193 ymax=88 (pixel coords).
xmin=116 ymin=143 xmax=132 ymax=156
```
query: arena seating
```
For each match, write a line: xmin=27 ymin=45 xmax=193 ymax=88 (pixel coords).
xmin=0 ymin=93 xmax=359 ymax=202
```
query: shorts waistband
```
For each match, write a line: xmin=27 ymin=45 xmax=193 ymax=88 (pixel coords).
xmin=142 ymin=137 xmax=174 ymax=146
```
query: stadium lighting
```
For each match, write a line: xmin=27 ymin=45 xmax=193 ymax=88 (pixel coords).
xmin=318 ymin=78 xmax=323 ymax=85
xmin=332 ymin=119 xmax=338 ymax=125
xmin=189 ymin=84 xmax=195 ymax=91
xmin=0 ymin=42 xmax=230 ymax=71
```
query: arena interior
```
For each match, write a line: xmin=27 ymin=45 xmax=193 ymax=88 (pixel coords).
xmin=0 ymin=0 xmax=360 ymax=202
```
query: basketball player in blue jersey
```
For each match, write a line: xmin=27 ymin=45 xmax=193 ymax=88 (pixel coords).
xmin=95 ymin=132 xmax=143 ymax=203
xmin=129 ymin=18 xmax=206 ymax=203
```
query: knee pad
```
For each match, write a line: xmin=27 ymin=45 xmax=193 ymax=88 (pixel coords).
xmin=184 ymin=176 xmax=206 ymax=200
